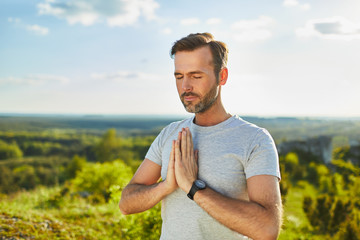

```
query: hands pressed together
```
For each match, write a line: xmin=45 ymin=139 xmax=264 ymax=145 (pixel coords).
xmin=164 ymin=127 xmax=199 ymax=195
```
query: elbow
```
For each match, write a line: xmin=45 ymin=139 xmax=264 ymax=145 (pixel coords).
xmin=119 ymin=200 xmax=130 ymax=215
xmin=261 ymin=224 xmax=280 ymax=240
xmin=119 ymin=206 xmax=129 ymax=215
xmin=250 ymin=220 xmax=280 ymax=240
xmin=263 ymin=229 xmax=279 ymax=240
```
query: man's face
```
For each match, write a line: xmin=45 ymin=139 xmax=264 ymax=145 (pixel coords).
xmin=174 ymin=46 xmax=219 ymax=113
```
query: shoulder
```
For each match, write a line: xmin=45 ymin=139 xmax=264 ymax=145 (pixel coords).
xmin=230 ymin=116 xmax=272 ymax=139
xmin=156 ymin=116 xmax=193 ymax=141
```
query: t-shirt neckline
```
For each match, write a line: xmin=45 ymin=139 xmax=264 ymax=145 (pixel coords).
xmin=190 ymin=115 xmax=238 ymax=132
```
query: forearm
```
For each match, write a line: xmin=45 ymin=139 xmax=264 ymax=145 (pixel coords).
xmin=194 ymin=188 xmax=282 ymax=240
xmin=119 ymin=181 xmax=169 ymax=215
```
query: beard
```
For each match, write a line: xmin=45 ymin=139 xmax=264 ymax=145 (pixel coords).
xmin=180 ymin=83 xmax=219 ymax=114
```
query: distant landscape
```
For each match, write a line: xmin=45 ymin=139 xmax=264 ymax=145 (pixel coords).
xmin=0 ymin=114 xmax=359 ymax=239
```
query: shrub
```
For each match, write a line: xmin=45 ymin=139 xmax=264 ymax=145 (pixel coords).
xmin=65 ymin=155 xmax=86 ymax=179
xmin=0 ymin=140 xmax=23 ymax=160
xmin=13 ymin=165 xmax=38 ymax=190
xmin=71 ymin=160 xmax=132 ymax=202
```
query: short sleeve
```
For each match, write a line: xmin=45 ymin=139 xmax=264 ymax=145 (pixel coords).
xmin=144 ymin=128 xmax=166 ymax=166
xmin=245 ymin=128 xmax=281 ymax=180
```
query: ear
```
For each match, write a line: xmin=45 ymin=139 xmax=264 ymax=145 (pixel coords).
xmin=219 ymin=68 xmax=228 ymax=86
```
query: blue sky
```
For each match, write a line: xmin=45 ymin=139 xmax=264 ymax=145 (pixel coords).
xmin=1 ymin=0 xmax=360 ymax=117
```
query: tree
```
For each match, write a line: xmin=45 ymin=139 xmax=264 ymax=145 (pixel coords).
xmin=94 ymin=129 xmax=122 ymax=162
xmin=0 ymin=166 xmax=14 ymax=193
xmin=0 ymin=140 xmax=23 ymax=160
xmin=66 ymin=155 xmax=86 ymax=179
xmin=13 ymin=165 xmax=38 ymax=190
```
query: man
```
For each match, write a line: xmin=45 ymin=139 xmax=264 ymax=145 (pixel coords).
xmin=119 ymin=33 xmax=282 ymax=240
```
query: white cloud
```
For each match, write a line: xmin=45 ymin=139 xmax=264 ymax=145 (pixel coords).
xmin=283 ymin=0 xmax=298 ymax=7
xmin=180 ymin=18 xmax=200 ymax=26
xmin=300 ymin=3 xmax=311 ymax=10
xmin=206 ymin=18 xmax=221 ymax=25
xmin=91 ymin=71 xmax=161 ymax=83
xmin=8 ymin=17 xmax=49 ymax=36
xmin=231 ymin=16 xmax=275 ymax=42
xmin=37 ymin=0 xmax=160 ymax=27
xmin=0 ymin=74 xmax=69 ymax=86
xmin=283 ymin=0 xmax=311 ymax=10
xmin=26 ymin=24 xmax=49 ymax=35
xmin=8 ymin=17 xmax=21 ymax=23
xmin=161 ymin=27 xmax=172 ymax=35
xmin=296 ymin=16 xmax=360 ymax=40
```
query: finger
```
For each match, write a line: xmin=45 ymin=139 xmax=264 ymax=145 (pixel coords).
xmin=175 ymin=139 xmax=181 ymax=164
xmin=186 ymin=128 xmax=191 ymax=160
xmin=177 ymin=131 xmax=182 ymax=141
xmin=169 ymin=140 xmax=175 ymax=169
xmin=181 ymin=129 xmax=187 ymax=160
xmin=188 ymin=128 xmax=193 ymax=149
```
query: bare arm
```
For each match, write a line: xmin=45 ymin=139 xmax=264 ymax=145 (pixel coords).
xmin=193 ymin=175 xmax=282 ymax=240
xmin=174 ymin=128 xmax=282 ymax=239
xmin=119 ymin=141 xmax=178 ymax=215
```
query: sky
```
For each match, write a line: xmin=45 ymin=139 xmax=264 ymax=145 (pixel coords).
xmin=1 ymin=0 xmax=360 ymax=118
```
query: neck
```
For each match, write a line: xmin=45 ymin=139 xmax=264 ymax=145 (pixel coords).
xmin=193 ymin=96 xmax=231 ymax=126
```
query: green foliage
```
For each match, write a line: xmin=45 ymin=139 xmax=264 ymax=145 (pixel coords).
xmin=71 ymin=160 xmax=132 ymax=202
xmin=120 ymin=204 xmax=162 ymax=240
xmin=331 ymin=159 xmax=360 ymax=184
xmin=303 ymin=194 xmax=356 ymax=237
xmin=0 ymin=156 xmax=69 ymax=193
xmin=279 ymin=171 xmax=290 ymax=204
xmin=0 ymin=185 xmax=162 ymax=239
xmin=335 ymin=220 xmax=360 ymax=240
xmin=0 ymin=140 xmax=23 ymax=160
xmin=65 ymin=155 xmax=86 ymax=179
xmin=0 ymin=166 xmax=14 ymax=193
xmin=13 ymin=165 xmax=39 ymax=190
xmin=281 ymin=152 xmax=306 ymax=181
xmin=22 ymin=141 xmax=63 ymax=156
xmin=109 ymin=184 xmax=162 ymax=239
xmin=94 ymin=129 xmax=122 ymax=162
xmin=307 ymin=162 xmax=330 ymax=188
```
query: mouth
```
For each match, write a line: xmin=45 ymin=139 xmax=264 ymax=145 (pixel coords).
xmin=184 ymin=96 xmax=198 ymax=101
xmin=182 ymin=93 xmax=199 ymax=102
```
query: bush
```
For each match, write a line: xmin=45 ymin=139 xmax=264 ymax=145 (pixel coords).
xmin=0 ymin=140 xmax=23 ymax=160
xmin=109 ymin=186 xmax=162 ymax=240
xmin=0 ymin=166 xmax=14 ymax=193
xmin=93 ymin=129 xmax=122 ymax=162
xmin=65 ymin=155 xmax=86 ymax=179
xmin=303 ymin=194 xmax=356 ymax=237
xmin=71 ymin=160 xmax=132 ymax=202
xmin=13 ymin=165 xmax=38 ymax=190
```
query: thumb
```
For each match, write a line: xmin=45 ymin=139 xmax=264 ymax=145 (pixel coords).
xmin=169 ymin=140 xmax=175 ymax=170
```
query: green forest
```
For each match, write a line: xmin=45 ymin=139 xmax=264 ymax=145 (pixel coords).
xmin=0 ymin=115 xmax=359 ymax=239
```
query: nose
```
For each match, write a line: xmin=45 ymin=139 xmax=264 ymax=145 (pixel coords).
xmin=182 ymin=76 xmax=193 ymax=92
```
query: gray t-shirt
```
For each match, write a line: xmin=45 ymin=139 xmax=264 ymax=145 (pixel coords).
xmin=145 ymin=115 xmax=280 ymax=240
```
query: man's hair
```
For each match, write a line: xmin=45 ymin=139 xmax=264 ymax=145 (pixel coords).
xmin=170 ymin=33 xmax=228 ymax=79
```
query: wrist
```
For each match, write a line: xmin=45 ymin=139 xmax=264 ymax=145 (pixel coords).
xmin=160 ymin=179 xmax=176 ymax=196
xmin=187 ymin=179 xmax=207 ymax=200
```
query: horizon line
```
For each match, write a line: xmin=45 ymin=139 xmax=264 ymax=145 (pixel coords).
xmin=0 ymin=112 xmax=360 ymax=120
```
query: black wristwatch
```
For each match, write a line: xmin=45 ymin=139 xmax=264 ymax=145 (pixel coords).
xmin=187 ymin=180 xmax=206 ymax=200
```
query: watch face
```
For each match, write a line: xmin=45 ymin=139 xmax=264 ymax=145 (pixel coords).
xmin=195 ymin=180 xmax=206 ymax=189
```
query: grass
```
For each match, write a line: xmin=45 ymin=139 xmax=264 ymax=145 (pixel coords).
xmin=1 ymin=180 xmax=348 ymax=239
xmin=0 ymin=186 xmax=124 ymax=239
xmin=279 ymin=181 xmax=332 ymax=240
xmin=0 ymin=186 xmax=162 ymax=240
